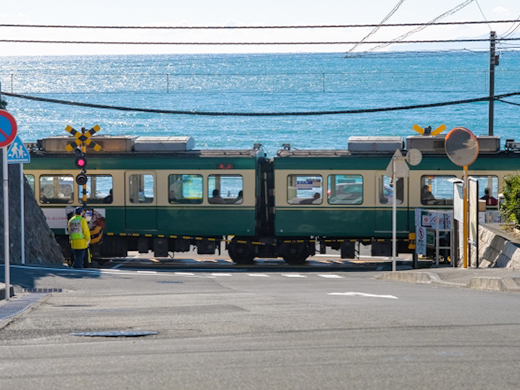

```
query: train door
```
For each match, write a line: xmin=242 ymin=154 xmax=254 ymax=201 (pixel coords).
xmin=374 ymin=172 xmax=409 ymax=236
xmin=124 ymin=171 xmax=157 ymax=232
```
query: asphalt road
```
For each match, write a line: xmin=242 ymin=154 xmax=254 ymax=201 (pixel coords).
xmin=1 ymin=265 xmax=520 ymax=389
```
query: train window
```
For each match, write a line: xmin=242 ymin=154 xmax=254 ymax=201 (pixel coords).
xmin=78 ymin=175 xmax=113 ymax=204
xmin=327 ymin=175 xmax=362 ymax=205
xmin=25 ymin=175 xmax=35 ymax=196
xmin=208 ymin=175 xmax=243 ymax=204
xmin=287 ymin=175 xmax=323 ymax=205
xmin=129 ymin=174 xmax=155 ymax=204
xmin=421 ymin=175 xmax=456 ymax=205
xmin=378 ymin=175 xmax=403 ymax=205
xmin=39 ymin=175 xmax=74 ymax=204
xmin=469 ymin=175 xmax=499 ymax=207
xmin=168 ymin=174 xmax=203 ymax=204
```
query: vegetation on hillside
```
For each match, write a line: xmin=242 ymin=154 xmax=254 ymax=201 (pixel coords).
xmin=501 ymin=173 xmax=520 ymax=224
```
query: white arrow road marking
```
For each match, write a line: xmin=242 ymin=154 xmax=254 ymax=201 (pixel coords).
xmin=328 ymin=292 xmax=398 ymax=299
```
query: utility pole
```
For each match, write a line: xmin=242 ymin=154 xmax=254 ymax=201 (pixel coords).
xmin=489 ymin=31 xmax=499 ymax=136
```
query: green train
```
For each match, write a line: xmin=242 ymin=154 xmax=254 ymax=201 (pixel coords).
xmin=24 ymin=134 xmax=511 ymax=265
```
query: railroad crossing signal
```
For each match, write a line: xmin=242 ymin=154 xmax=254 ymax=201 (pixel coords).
xmin=64 ymin=124 xmax=102 ymax=206
xmin=65 ymin=124 xmax=102 ymax=152
xmin=413 ymin=124 xmax=446 ymax=136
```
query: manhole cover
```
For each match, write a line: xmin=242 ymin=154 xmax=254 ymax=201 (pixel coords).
xmin=71 ymin=331 xmax=158 ymax=337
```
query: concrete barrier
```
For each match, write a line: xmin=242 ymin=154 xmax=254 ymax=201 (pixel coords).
xmin=0 ymin=282 xmax=14 ymax=300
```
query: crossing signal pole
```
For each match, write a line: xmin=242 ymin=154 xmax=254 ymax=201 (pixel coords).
xmin=64 ymin=125 xmax=102 ymax=207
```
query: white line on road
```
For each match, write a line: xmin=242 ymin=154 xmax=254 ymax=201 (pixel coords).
xmin=137 ymin=271 xmax=157 ymax=274
xmin=174 ymin=272 xmax=195 ymax=276
xmin=328 ymin=292 xmax=398 ymax=299
xmin=282 ymin=274 xmax=307 ymax=278
xmin=319 ymin=274 xmax=343 ymax=279
xmin=247 ymin=274 xmax=269 ymax=277
xmin=210 ymin=273 xmax=232 ymax=277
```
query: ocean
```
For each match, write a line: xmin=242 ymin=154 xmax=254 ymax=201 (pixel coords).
xmin=1 ymin=50 xmax=519 ymax=156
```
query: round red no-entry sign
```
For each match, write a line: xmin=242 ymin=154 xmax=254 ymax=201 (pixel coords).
xmin=0 ymin=110 xmax=18 ymax=148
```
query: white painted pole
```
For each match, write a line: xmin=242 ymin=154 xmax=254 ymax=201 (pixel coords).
xmin=392 ymin=156 xmax=397 ymax=272
xmin=20 ymin=163 xmax=24 ymax=264
xmin=3 ymin=147 xmax=10 ymax=300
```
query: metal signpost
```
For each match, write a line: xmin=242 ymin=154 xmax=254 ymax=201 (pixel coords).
xmin=386 ymin=148 xmax=422 ymax=271
xmin=0 ymin=109 xmax=18 ymax=301
xmin=445 ymin=127 xmax=479 ymax=268
xmin=468 ymin=178 xmax=479 ymax=268
xmin=7 ymin=135 xmax=31 ymax=265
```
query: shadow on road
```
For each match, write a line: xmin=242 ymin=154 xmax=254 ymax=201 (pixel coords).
xmin=0 ymin=264 xmax=101 ymax=289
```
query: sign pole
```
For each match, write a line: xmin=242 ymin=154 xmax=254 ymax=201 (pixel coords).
xmin=20 ymin=163 xmax=25 ymax=264
xmin=463 ymin=165 xmax=469 ymax=268
xmin=392 ymin=156 xmax=397 ymax=272
xmin=3 ymin=147 xmax=10 ymax=300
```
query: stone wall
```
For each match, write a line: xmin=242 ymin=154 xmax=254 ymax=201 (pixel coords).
xmin=0 ymin=155 xmax=64 ymax=264
xmin=469 ymin=223 xmax=520 ymax=269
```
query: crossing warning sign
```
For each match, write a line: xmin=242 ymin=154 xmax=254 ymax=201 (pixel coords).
xmin=7 ymin=135 xmax=30 ymax=164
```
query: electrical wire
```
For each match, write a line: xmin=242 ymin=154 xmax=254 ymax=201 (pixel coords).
xmin=1 ymin=20 xmax=519 ymax=30
xmin=497 ymin=99 xmax=520 ymax=107
xmin=1 ymin=37 xmax=520 ymax=45
xmin=346 ymin=0 xmax=407 ymax=54
xmin=367 ymin=0 xmax=475 ymax=52
xmin=474 ymin=0 xmax=492 ymax=31
xmin=2 ymin=91 xmax=519 ymax=116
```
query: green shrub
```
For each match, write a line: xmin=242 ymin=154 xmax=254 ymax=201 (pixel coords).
xmin=501 ymin=173 xmax=520 ymax=224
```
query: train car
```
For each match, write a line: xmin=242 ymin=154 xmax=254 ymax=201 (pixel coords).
xmin=270 ymin=135 xmax=511 ymax=264
xmin=24 ymin=133 xmax=518 ymax=265
xmin=24 ymin=136 xmax=268 ymax=262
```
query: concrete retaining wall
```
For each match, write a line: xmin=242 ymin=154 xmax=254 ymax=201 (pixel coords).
xmin=469 ymin=224 xmax=520 ymax=269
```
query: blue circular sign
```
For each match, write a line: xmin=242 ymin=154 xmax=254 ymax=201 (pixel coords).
xmin=0 ymin=110 xmax=18 ymax=148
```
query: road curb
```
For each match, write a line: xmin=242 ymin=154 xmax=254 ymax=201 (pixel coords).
xmin=377 ymin=271 xmax=520 ymax=292
xmin=467 ymin=277 xmax=520 ymax=292
xmin=377 ymin=271 xmax=444 ymax=284
xmin=0 ymin=283 xmax=15 ymax=300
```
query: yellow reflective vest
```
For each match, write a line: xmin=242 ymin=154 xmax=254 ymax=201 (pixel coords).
xmin=68 ymin=215 xmax=91 ymax=250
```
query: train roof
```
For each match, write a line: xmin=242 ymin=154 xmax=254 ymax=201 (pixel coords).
xmin=29 ymin=136 xmax=266 ymax=158
xmin=277 ymin=135 xmax=504 ymax=157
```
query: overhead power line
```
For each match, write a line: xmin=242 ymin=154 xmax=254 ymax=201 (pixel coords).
xmin=346 ymin=0 xmax=407 ymax=54
xmin=1 ymin=37 xmax=519 ymax=45
xmin=0 ymin=20 xmax=518 ymax=30
xmin=367 ymin=0 xmax=475 ymax=52
xmin=2 ymin=91 xmax=519 ymax=116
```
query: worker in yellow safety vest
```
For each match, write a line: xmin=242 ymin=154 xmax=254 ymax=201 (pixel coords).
xmin=68 ymin=207 xmax=91 ymax=269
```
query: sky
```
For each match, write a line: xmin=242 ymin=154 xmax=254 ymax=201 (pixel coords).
xmin=1 ymin=0 xmax=520 ymax=56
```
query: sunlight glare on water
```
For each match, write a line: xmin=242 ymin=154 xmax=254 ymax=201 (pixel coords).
xmin=1 ymin=51 xmax=519 ymax=155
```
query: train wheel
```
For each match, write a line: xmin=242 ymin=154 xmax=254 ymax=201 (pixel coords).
xmin=228 ymin=239 xmax=256 ymax=265
xmin=281 ymin=243 xmax=308 ymax=265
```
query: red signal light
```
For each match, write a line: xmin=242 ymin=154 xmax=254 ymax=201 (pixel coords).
xmin=75 ymin=157 xmax=87 ymax=169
